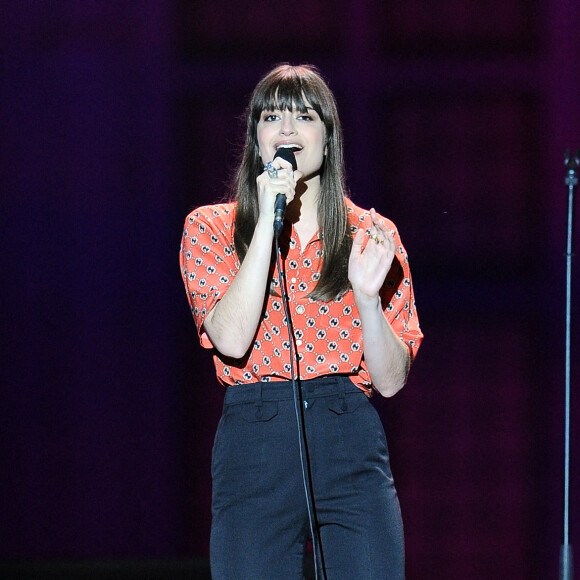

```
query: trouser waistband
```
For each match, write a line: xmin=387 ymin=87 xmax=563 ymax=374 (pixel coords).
xmin=223 ymin=375 xmax=359 ymax=405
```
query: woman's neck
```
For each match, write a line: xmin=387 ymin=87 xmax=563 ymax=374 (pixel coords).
xmin=286 ymin=177 xmax=320 ymax=247
xmin=286 ymin=174 xmax=319 ymax=223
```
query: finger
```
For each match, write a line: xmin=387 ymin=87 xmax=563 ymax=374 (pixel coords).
xmin=276 ymin=158 xmax=295 ymax=171
xmin=351 ymin=228 xmax=366 ymax=253
xmin=370 ymin=209 xmax=387 ymax=232
xmin=263 ymin=167 xmax=291 ymax=180
xmin=269 ymin=178 xmax=298 ymax=206
xmin=374 ymin=222 xmax=392 ymax=240
xmin=266 ymin=158 xmax=294 ymax=175
xmin=367 ymin=225 xmax=386 ymax=246
xmin=369 ymin=214 xmax=395 ymax=246
xmin=369 ymin=209 xmax=383 ymax=237
xmin=272 ymin=166 xmax=293 ymax=177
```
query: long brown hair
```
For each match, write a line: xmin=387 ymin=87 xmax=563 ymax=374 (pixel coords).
xmin=232 ymin=64 xmax=352 ymax=301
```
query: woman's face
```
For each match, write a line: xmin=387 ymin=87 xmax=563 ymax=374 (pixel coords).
xmin=256 ymin=99 xmax=326 ymax=180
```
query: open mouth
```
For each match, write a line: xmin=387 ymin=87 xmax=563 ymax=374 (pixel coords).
xmin=276 ymin=144 xmax=302 ymax=154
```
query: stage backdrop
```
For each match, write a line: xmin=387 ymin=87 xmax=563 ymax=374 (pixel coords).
xmin=1 ymin=1 xmax=579 ymax=579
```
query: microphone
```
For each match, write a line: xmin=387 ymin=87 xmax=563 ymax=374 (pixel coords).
xmin=272 ymin=148 xmax=297 ymax=237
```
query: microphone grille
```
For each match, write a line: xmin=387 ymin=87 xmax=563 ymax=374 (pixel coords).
xmin=273 ymin=148 xmax=298 ymax=171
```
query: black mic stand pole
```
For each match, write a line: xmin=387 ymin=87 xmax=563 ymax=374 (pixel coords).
xmin=560 ymin=149 xmax=578 ymax=580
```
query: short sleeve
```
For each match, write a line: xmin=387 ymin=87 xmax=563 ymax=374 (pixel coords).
xmin=347 ymin=200 xmax=423 ymax=364
xmin=381 ymin=224 xmax=423 ymax=362
xmin=179 ymin=204 xmax=239 ymax=348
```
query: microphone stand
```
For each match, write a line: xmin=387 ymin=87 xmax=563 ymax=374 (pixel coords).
xmin=274 ymin=234 xmax=326 ymax=580
xmin=560 ymin=149 xmax=578 ymax=580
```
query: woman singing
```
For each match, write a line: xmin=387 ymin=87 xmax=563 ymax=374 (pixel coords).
xmin=180 ymin=63 xmax=423 ymax=579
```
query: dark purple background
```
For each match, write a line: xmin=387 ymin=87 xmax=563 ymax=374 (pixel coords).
xmin=1 ymin=2 xmax=579 ymax=578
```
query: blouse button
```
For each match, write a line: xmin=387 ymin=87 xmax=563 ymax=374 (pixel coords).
xmin=291 ymin=277 xmax=297 ymax=283
xmin=296 ymin=305 xmax=305 ymax=314
xmin=296 ymin=339 xmax=303 ymax=346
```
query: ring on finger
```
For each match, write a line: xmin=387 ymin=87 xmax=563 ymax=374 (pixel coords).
xmin=371 ymin=233 xmax=384 ymax=244
xmin=265 ymin=162 xmax=278 ymax=179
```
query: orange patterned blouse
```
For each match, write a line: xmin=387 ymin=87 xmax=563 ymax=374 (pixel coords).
xmin=179 ymin=197 xmax=423 ymax=394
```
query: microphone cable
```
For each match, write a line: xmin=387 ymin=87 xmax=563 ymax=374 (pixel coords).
xmin=274 ymin=234 xmax=327 ymax=580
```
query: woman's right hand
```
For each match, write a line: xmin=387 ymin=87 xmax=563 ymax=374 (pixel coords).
xmin=255 ymin=158 xmax=302 ymax=222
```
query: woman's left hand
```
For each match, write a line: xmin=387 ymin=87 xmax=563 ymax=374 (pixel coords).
xmin=348 ymin=208 xmax=396 ymax=298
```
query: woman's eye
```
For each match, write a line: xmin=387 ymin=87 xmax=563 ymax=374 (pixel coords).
xmin=298 ymin=114 xmax=313 ymax=121
xmin=263 ymin=113 xmax=279 ymax=122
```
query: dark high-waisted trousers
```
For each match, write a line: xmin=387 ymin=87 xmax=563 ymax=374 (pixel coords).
xmin=210 ymin=375 xmax=404 ymax=579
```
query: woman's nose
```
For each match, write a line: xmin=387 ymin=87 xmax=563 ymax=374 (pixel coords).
xmin=280 ymin=113 xmax=296 ymax=135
